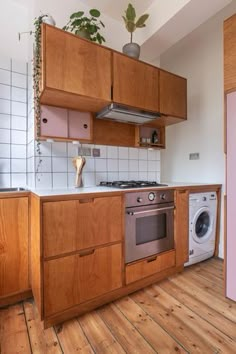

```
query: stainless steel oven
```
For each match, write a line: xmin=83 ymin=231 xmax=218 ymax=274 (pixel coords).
xmin=125 ymin=190 xmax=174 ymax=263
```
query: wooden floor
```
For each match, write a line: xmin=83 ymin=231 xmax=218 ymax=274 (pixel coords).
xmin=1 ymin=258 xmax=236 ymax=353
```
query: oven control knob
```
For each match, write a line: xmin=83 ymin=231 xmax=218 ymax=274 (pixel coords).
xmin=148 ymin=192 xmax=156 ymax=201
xmin=160 ymin=193 xmax=166 ymax=200
xmin=137 ymin=197 xmax=143 ymax=203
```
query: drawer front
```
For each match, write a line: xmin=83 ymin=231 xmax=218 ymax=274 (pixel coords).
xmin=44 ymin=243 xmax=122 ymax=316
xmin=43 ymin=196 xmax=123 ymax=258
xmin=125 ymin=250 xmax=176 ymax=284
xmin=40 ymin=105 xmax=68 ymax=138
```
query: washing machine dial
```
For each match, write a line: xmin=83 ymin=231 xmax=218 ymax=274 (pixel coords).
xmin=148 ymin=192 xmax=156 ymax=201
xmin=202 ymin=196 xmax=207 ymax=201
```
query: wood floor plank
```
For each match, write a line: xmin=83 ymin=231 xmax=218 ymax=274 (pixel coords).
xmin=78 ymin=310 xmax=125 ymax=354
xmin=187 ymin=265 xmax=224 ymax=286
xmin=170 ymin=273 xmax=236 ymax=321
xmin=188 ymin=262 xmax=224 ymax=281
xmin=149 ymin=284 xmax=236 ymax=353
xmin=133 ymin=285 xmax=236 ymax=354
xmin=159 ymin=278 xmax=236 ymax=340
xmin=98 ymin=302 xmax=156 ymax=354
xmin=0 ymin=303 xmax=31 ymax=354
xmin=23 ymin=299 xmax=62 ymax=354
xmin=183 ymin=269 xmax=224 ymax=294
xmin=54 ymin=319 xmax=94 ymax=353
xmin=115 ymin=296 xmax=187 ymax=353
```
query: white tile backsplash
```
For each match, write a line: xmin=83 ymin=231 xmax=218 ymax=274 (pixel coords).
xmin=0 ymin=114 xmax=10 ymax=129
xmin=52 ymin=157 xmax=68 ymax=172
xmin=0 ymin=144 xmax=10 ymax=158
xmin=0 ymin=57 xmax=11 ymax=71
xmin=52 ymin=142 xmax=67 ymax=157
xmin=12 ymin=72 xmax=27 ymax=88
xmin=12 ymin=59 xmax=27 ymax=75
xmin=118 ymin=147 xmax=128 ymax=159
xmin=36 ymin=156 xmax=52 ymax=173
xmin=139 ymin=160 xmax=148 ymax=172
xmin=139 ymin=149 xmax=148 ymax=160
xmin=0 ymin=129 xmax=10 ymax=143
xmin=129 ymin=148 xmax=139 ymax=159
xmin=11 ymin=173 xmax=27 ymax=187
xmin=53 ymin=173 xmax=68 ymax=188
xmin=107 ymin=146 xmax=118 ymax=159
xmin=119 ymin=159 xmax=129 ymax=172
xmin=83 ymin=172 xmax=96 ymax=187
xmin=0 ymin=173 xmax=10 ymax=187
xmin=107 ymin=158 xmax=118 ymax=172
xmin=0 ymin=84 xmax=11 ymax=100
xmin=0 ymin=69 xmax=11 ymax=85
xmin=95 ymin=172 xmax=107 ymax=185
xmin=11 ymin=130 xmax=26 ymax=144
xmin=95 ymin=158 xmax=107 ymax=172
xmin=11 ymin=101 xmax=27 ymax=117
xmin=12 ymin=87 xmax=27 ymax=103
xmin=12 ymin=115 xmax=27 ymax=131
xmin=36 ymin=172 xmax=52 ymax=189
xmin=0 ymin=99 xmax=11 ymax=114
xmin=83 ymin=158 xmax=95 ymax=172
xmin=0 ymin=159 xmax=10 ymax=173
xmin=11 ymin=159 xmax=26 ymax=173
xmin=129 ymin=159 xmax=138 ymax=172
xmin=11 ymin=144 xmax=26 ymax=158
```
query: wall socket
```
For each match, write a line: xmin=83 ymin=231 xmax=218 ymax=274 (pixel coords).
xmin=92 ymin=148 xmax=100 ymax=157
xmin=78 ymin=147 xmax=91 ymax=156
xmin=189 ymin=153 xmax=200 ymax=160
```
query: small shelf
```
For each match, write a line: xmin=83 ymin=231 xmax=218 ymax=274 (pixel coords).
xmin=138 ymin=143 xmax=165 ymax=149
xmin=137 ymin=126 xmax=166 ymax=149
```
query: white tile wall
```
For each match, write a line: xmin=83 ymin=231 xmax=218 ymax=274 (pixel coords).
xmin=0 ymin=58 xmax=27 ymax=188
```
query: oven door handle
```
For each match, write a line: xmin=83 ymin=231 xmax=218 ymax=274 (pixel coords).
xmin=127 ymin=206 xmax=174 ymax=216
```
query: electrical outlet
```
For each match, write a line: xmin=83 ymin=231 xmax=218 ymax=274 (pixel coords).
xmin=93 ymin=148 xmax=100 ymax=157
xmin=78 ymin=147 xmax=91 ymax=156
xmin=189 ymin=153 xmax=200 ymax=160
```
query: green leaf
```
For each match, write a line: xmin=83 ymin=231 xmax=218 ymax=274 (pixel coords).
xmin=126 ymin=3 xmax=136 ymax=21
xmin=70 ymin=11 xmax=84 ymax=19
xmin=136 ymin=14 xmax=149 ymax=28
xmin=122 ymin=16 xmax=127 ymax=25
xmin=90 ymin=9 xmax=100 ymax=18
xmin=100 ymin=20 xmax=105 ymax=28
xmin=126 ymin=20 xmax=136 ymax=33
xmin=71 ymin=19 xmax=83 ymax=27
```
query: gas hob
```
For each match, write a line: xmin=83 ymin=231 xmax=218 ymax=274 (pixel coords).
xmin=99 ymin=180 xmax=168 ymax=189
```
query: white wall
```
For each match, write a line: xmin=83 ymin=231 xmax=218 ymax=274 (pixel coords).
xmin=160 ymin=2 xmax=236 ymax=258
xmin=0 ymin=1 xmax=29 ymax=61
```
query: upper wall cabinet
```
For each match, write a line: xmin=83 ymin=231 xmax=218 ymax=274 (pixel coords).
xmin=40 ymin=24 xmax=112 ymax=112
xmin=159 ymin=70 xmax=187 ymax=119
xmin=113 ymin=52 xmax=159 ymax=112
xmin=224 ymin=14 xmax=236 ymax=92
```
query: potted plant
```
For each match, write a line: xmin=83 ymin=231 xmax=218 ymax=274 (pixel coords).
xmin=122 ymin=3 xmax=149 ymax=59
xmin=63 ymin=9 xmax=105 ymax=44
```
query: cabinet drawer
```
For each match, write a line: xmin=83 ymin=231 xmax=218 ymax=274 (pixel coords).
xmin=68 ymin=110 xmax=92 ymax=141
xmin=43 ymin=196 xmax=123 ymax=258
xmin=44 ymin=243 xmax=122 ymax=316
xmin=40 ymin=105 xmax=68 ymax=138
xmin=125 ymin=250 xmax=176 ymax=284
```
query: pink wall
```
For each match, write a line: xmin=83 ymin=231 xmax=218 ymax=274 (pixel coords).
xmin=226 ymin=91 xmax=236 ymax=301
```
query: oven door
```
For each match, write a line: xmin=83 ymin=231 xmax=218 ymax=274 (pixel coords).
xmin=125 ymin=203 xmax=174 ymax=263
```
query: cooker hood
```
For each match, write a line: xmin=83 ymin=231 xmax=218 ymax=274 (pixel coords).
xmin=96 ymin=103 xmax=160 ymax=125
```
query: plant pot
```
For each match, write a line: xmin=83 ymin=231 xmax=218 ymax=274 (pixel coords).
xmin=122 ymin=43 xmax=140 ymax=59
xmin=76 ymin=30 xmax=91 ymax=40
xmin=42 ymin=15 xmax=56 ymax=26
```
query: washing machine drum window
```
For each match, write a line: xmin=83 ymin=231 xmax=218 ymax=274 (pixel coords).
xmin=195 ymin=211 xmax=210 ymax=238
xmin=192 ymin=207 xmax=213 ymax=244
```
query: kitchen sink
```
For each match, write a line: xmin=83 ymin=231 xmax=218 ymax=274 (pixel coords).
xmin=0 ymin=187 xmax=27 ymax=192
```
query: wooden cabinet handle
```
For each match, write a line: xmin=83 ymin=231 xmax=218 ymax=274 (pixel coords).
xmin=79 ymin=198 xmax=94 ymax=204
xmin=147 ymin=255 xmax=157 ymax=263
xmin=179 ymin=190 xmax=187 ymax=194
xmin=79 ymin=249 xmax=95 ymax=257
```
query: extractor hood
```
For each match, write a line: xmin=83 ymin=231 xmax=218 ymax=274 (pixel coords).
xmin=96 ymin=103 xmax=160 ymax=125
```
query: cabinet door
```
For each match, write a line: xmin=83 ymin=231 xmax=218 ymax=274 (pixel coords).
xmin=174 ymin=190 xmax=189 ymax=266
xmin=40 ymin=105 xmax=68 ymax=138
xmin=44 ymin=243 xmax=122 ymax=316
xmin=0 ymin=197 xmax=29 ymax=297
xmin=43 ymin=196 xmax=123 ymax=258
xmin=160 ymin=70 xmax=187 ymax=119
xmin=113 ymin=53 xmax=159 ymax=112
xmin=224 ymin=14 xmax=236 ymax=92
xmin=68 ymin=110 xmax=92 ymax=141
xmin=42 ymin=25 xmax=112 ymax=111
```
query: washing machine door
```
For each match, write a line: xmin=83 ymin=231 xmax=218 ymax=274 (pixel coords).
xmin=192 ymin=207 xmax=213 ymax=244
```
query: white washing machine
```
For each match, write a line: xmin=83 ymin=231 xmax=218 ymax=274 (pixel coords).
xmin=184 ymin=191 xmax=217 ymax=267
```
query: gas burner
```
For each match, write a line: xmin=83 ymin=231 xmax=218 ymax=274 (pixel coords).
xmin=99 ymin=180 xmax=168 ymax=189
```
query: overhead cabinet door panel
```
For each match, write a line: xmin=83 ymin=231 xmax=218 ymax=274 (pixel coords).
xmin=113 ymin=52 xmax=159 ymax=112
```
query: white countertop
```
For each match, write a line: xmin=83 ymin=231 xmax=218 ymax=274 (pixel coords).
xmin=30 ymin=182 xmax=220 ymax=197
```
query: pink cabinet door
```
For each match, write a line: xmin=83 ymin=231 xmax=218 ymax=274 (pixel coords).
xmin=40 ymin=105 xmax=68 ymax=138
xmin=68 ymin=110 xmax=92 ymax=141
xmin=226 ymin=91 xmax=236 ymax=301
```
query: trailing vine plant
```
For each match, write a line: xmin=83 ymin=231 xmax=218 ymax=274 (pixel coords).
xmin=33 ymin=15 xmax=45 ymax=177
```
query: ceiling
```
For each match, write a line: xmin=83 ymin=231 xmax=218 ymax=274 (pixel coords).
xmin=80 ymin=0 xmax=156 ymax=22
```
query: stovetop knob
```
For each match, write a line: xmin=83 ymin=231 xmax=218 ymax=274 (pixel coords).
xmin=160 ymin=193 xmax=166 ymax=200
xmin=137 ymin=197 xmax=143 ymax=203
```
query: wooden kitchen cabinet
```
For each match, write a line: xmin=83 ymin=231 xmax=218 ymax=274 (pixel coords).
xmin=40 ymin=24 xmax=112 ymax=112
xmin=0 ymin=197 xmax=30 ymax=304
xmin=43 ymin=196 xmax=123 ymax=258
xmin=174 ymin=189 xmax=189 ymax=266
xmin=44 ymin=243 xmax=122 ymax=316
xmin=113 ymin=52 xmax=159 ymax=112
xmin=224 ymin=13 xmax=236 ymax=92
xmin=40 ymin=105 xmax=92 ymax=142
xmin=159 ymin=70 xmax=187 ymax=119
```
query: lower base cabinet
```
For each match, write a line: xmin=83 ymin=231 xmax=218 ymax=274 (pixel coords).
xmin=44 ymin=243 xmax=122 ymax=316
xmin=0 ymin=197 xmax=29 ymax=303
